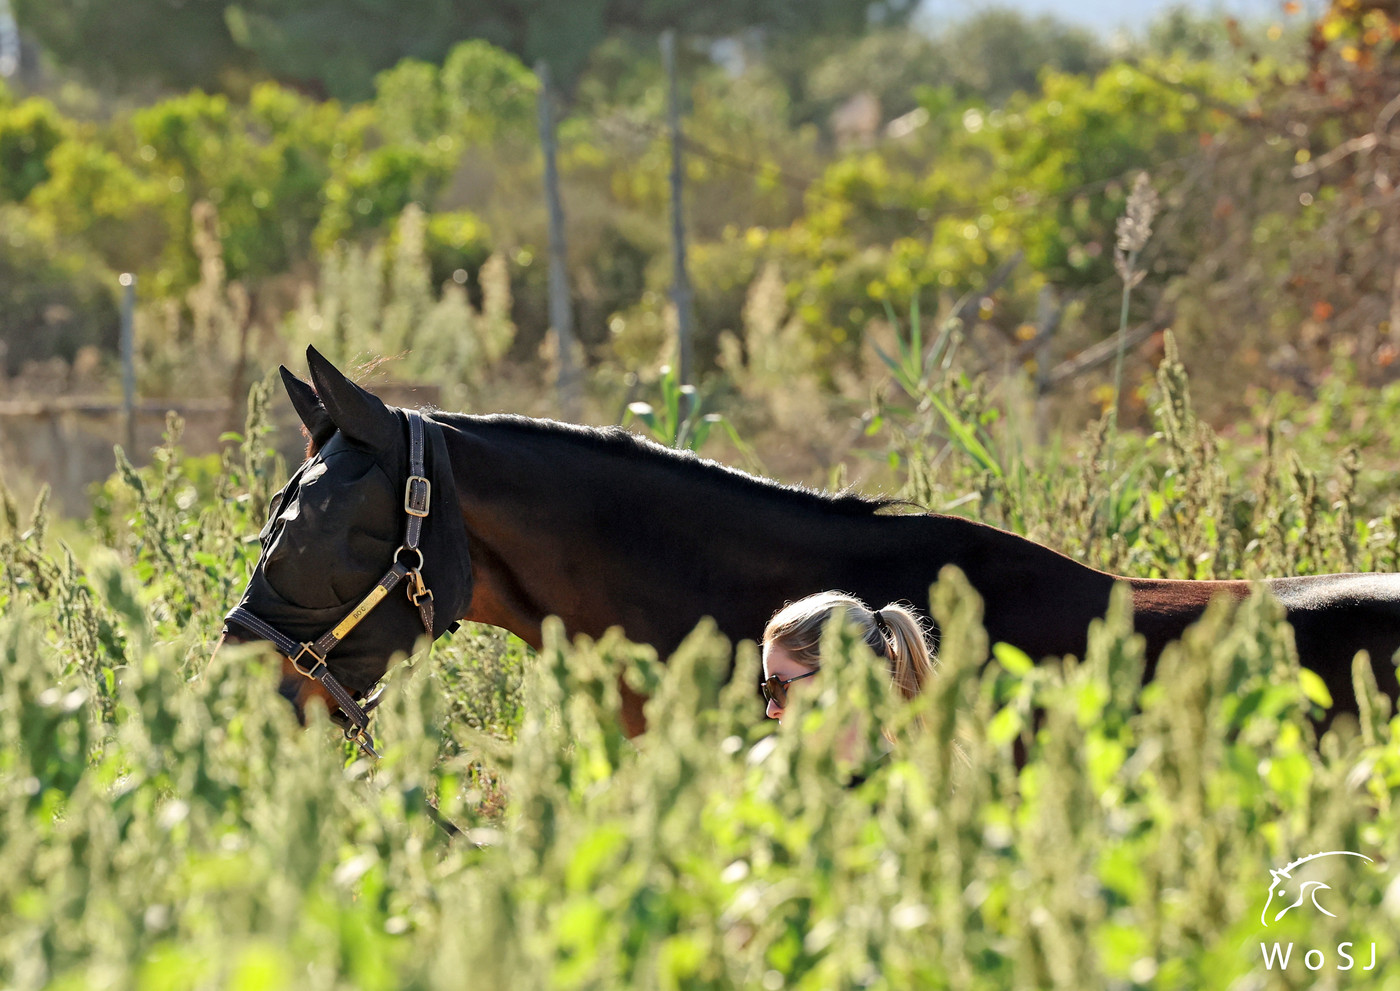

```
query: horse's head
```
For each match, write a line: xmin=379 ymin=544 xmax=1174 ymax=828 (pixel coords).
xmin=223 ymin=346 xmax=473 ymax=726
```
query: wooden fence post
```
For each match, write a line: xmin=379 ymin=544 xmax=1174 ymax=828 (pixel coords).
xmin=120 ymin=273 xmax=136 ymax=453
xmin=536 ymin=60 xmax=581 ymax=421
xmin=661 ymin=30 xmax=695 ymax=415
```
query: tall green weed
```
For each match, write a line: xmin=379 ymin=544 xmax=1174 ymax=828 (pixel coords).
xmin=5 ymin=365 xmax=1400 ymax=989
xmin=2 ymin=565 xmax=1397 ymax=989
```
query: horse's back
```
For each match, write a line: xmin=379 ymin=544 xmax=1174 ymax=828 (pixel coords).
xmin=1266 ymin=572 xmax=1400 ymax=612
xmin=1265 ymin=573 xmax=1400 ymax=709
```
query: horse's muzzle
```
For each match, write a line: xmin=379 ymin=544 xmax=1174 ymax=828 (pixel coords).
xmin=217 ymin=627 xmax=313 ymax=724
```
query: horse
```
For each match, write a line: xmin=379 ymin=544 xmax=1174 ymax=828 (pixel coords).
xmin=222 ymin=346 xmax=1400 ymax=743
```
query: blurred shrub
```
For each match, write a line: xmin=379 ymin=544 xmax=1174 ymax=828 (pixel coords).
xmin=129 ymin=85 xmax=367 ymax=289
xmin=802 ymin=12 xmax=1110 ymax=129
xmin=0 ymin=96 xmax=70 ymax=202
xmin=423 ymin=210 xmax=493 ymax=291
xmin=289 ymin=205 xmax=516 ymax=406
xmin=935 ymin=7 xmax=1109 ymax=105
xmin=763 ymin=56 xmax=1245 ymax=361
xmin=26 ymin=140 xmax=170 ymax=275
xmin=439 ymin=40 xmax=539 ymax=143
xmin=0 ymin=205 xmax=119 ymax=377
xmin=10 ymin=2 xmax=1400 ymax=454
xmin=1142 ymin=0 xmax=1400 ymax=411
xmin=372 ymin=40 xmax=537 ymax=153
xmin=370 ymin=58 xmax=442 ymax=146
xmin=314 ymin=144 xmax=451 ymax=251
xmin=678 ymin=233 xmax=763 ymax=371
xmin=806 ymin=28 xmax=948 ymax=123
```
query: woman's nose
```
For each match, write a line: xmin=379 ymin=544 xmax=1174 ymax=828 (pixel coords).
xmin=766 ymin=698 xmax=783 ymax=720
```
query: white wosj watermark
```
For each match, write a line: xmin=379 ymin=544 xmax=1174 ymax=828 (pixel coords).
xmin=1258 ymin=850 xmax=1380 ymax=973
xmin=1259 ymin=941 xmax=1376 ymax=972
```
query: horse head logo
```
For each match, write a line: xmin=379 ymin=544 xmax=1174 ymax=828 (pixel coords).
xmin=1261 ymin=851 xmax=1373 ymax=927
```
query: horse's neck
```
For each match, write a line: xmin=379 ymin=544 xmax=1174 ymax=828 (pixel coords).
xmin=443 ymin=420 xmax=886 ymax=646
xmin=453 ymin=473 xmax=827 ymax=646
xmin=443 ymin=419 xmax=1145 ymax=659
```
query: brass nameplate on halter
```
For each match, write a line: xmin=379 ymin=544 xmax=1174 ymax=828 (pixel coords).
xmin=329 ymin=583 xmax=392 ymax=642
xmin=404 ymin=475 xmax=431 ymax=517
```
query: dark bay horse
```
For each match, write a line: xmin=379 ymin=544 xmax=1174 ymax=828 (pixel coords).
xmin=223 ymin=347 xmax=1400 ymax=736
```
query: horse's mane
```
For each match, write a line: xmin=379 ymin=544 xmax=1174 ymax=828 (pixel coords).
xmin=431 ymin=411 xmax=895 ymax=517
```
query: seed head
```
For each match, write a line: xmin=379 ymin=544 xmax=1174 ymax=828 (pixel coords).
xmin=1115 ymin=173 xmax=1159 ymax=286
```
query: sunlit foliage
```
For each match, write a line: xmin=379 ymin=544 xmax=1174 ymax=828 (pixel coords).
xmin=4 ymin=356 xmax=1400 ymax=986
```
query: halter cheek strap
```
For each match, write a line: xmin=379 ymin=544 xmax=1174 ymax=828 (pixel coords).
xmin=225 ymin=411 xmax=436 ymax=758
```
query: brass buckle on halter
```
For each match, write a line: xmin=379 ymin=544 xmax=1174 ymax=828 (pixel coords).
xmin=407 ymin=569 xmax=433 ymax=606
xmin=404 ymin=475 xmax=431 ymax=517
xmin=290 ymin=643 xmax=328 ymax=680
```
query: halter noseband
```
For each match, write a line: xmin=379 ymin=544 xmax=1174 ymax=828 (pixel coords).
xmin=225 ymin=410 xmax=438 ymax=758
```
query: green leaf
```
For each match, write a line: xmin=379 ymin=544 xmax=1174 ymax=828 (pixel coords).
xmin=927 ymin=319 xmax=958 ymax=372
xmin=1298 ymin=667 xmax=1333 ymax=709
xmin=909 ymin=293 xmax=922 ymax=360
xmin=626 ymin=402 xmax=658 ymax=433
xmin=871 ymin=341 xmax=906 ymax=381
xmin=987 ymin=705 xmax=1022 ymax=745
xmin=566 ymin=823 xmax=630 ymax=891
xmin=928 ymin=392 xmax=1003 ymax=478
xmin=993 ymin=641 xmax=1034 ymax=676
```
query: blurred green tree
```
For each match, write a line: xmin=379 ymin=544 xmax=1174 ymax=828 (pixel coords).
xmin=0 ymin=206 xmax=119 ymax=376
xmin=126 ymin=83 xmax=364 ymax=287
xmin=0 ymin=94 xmax=69 ymax=202
xmin=776 ymin=9 xmax=1105 ymax=131
xmin=15 ymin=0 xmax=916 ymax=100
xmin=12 ymin=0 xmax=253 ymax=92
xmin=372 ymin=40 xmax=538 ymax=146
xmin=932 ymin=8 xmax=1108 ymax=105
xmin=806 ymin=28 xmax=948 ymax=122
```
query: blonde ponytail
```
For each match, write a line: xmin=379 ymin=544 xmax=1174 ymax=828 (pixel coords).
xmin=763 ymin=592 xmax=936 ymax=698
xmin=872 ymin=604 xmax=935 ymax=700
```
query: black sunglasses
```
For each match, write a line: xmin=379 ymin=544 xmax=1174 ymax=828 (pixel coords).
xmin=762 ymin=669 xmax=818 ymax=707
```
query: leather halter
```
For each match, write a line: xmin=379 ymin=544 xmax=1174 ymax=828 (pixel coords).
xmin=225 ymin=410 xmax=437 ymax=758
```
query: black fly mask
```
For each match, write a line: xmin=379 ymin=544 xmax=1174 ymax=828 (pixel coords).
xmin=225 ymin=347 xmax=473 ymax=726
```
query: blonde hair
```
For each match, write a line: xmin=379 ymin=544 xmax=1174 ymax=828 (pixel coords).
xmin=762 ymin=591 xmax=935 ymax=700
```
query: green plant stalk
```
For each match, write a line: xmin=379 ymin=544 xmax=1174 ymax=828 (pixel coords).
xmin=1109 ymin=246 xmax=1137 ymax=470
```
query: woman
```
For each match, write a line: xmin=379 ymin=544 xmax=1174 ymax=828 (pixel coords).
xmin=761 ymin=591 xmax=935 ymax=721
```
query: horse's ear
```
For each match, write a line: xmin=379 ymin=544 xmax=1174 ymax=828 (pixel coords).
xmin=280 ymin=365 xmax=336 ymax=448
xmin=304 ymin=345 xmax=399 ymax=453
